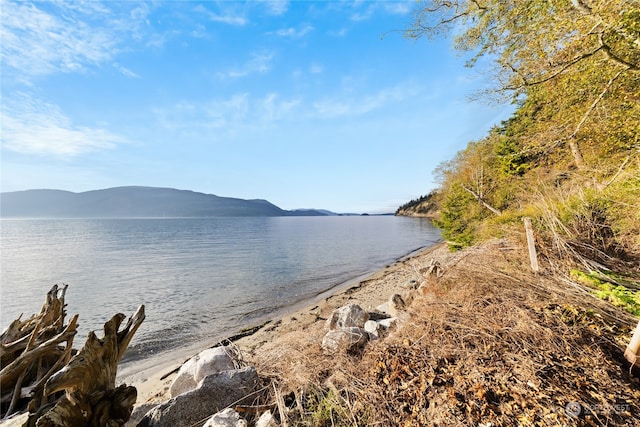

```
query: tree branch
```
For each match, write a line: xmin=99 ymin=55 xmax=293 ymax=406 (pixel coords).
xmin=461 ymin=184 xmax=502 ymax=215
xmin=571 ymin=67 xmax=627 ymax=140
xmin=601 ymin=154 xmax=635 ymax=189
xmin=599 ymin=33 xmax=640 ymax=71
xmin=504 ymin=46 xmax=604 ymax=90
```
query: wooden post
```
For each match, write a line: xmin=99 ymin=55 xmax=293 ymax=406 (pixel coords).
xmin=624 ymin=320 xmax=640 ymax=368
xmin=523 ymin=217 xmax=539 ymax=273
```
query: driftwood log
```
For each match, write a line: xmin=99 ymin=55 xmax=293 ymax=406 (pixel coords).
xmin=1 ymin=285 xmax=145 ymax=426
xmin=1 ymin=285 xmax=77 ymax=419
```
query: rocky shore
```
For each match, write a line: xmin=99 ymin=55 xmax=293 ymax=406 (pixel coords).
xmin=120 ymin=242 xmax=449 ymax=425
xmin=113 ymin=237 xmax=640 ymax=426
xmin=9 ymin=238 xmax=633 ymax=426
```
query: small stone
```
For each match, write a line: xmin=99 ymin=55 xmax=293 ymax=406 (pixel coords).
xmin=203 ymin=408 xmax=247 ymax=427
xmin=255 ymin=410 xmax=278 ymax=427
xmin=379 ymin=317 xmax=398 ymax=330
xmin=388 ymin=294 xmax=406 ymax=317
xmin=364 ymin=320 xmax=381 ymax=339
xmin=375 ymin=302 xmax=390 ymax=314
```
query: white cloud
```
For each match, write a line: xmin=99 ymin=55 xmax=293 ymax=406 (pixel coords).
xmin=194 ymin=4 xmax=247 ymax=26
xmin=262 ymin=0 xmax=289 ymax=16
xmin=270 ymin=25 xmax=314 ymax=38
xmin=309 ymin=64 xmax=324 ymax=74
xmin=191 ymin=24 xmax=208 ymax=39
xmin=154 ymin=82 xmax=422 ymax=140
xmin=0 ymin=1 xmax=117 ymax=76
xmin=260 ymin=93 xmax=301 ymax=122
xmin=382 ymin=2 xmax=413 ymax=15
xmin=1 ymin=94 xmax=123 ymax=157
xmin=328 ymin=28 xmax=348 ymax=37
xmin=0 ymin=0 xmax=154 ymax=80
xmin=155 ymin=92 xmax=301 ymax=137
xmin=208 ymin=13 xmax=248 ymax=26
xmin=313 ymin=83 xmax=422 ymax=119
xmin=348 ymin=1 xmax=413 ymax=22
xmin=113 ymin=63 xmax=140 ymax=78
xmin=218 ymin=52 xmax=275 ymax=79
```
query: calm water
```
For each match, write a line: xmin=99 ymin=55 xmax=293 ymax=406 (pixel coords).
xmin=1 ymin=216 xmax=439 ymax=361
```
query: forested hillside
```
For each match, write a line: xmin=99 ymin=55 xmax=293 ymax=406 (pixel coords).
xmin=404 ymin=1 xmax=639 ymax=271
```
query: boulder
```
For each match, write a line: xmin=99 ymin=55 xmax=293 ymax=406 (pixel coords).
xmin=137 ymin=366 xmax=258 ymax=427
xmin=255 ymin=410 xmax=278 ymax=427
xmin=387 ymin=294 xmax=406 ymax=317
xmin=126 ymin=403 xmax=158 ymax=427
xmin=325 ymin=304 xmax=369 ymax=330
xmin=203 ymin=408 xmax=247 ymax=427
xmin=322 ymin=327 xmax=368 ymax=354
xmin=379 ymin=317 xmax=398 ymax=331
xmin=169 ymin=357 xmax=198 ymax=398
xmin=375 ymin=302 xmax=390 ymax=314
xmin=194 ymin=347 xmax=237 ymax=383
xmin=170 ymin=346 xmax=237 ymax=397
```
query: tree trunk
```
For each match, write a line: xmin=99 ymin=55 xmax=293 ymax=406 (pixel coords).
xmin=568 ymin=139 xmax=586 ymax=170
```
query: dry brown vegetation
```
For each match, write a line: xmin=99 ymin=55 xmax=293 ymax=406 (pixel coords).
xmin=246 ymin=239 xmax=640 ymax=426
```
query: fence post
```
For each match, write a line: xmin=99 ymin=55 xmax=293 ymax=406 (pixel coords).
xmin=625 ymin=320 xmax=640 ymax=368
xmin=523 ymin=217 xmax=539 ymax=273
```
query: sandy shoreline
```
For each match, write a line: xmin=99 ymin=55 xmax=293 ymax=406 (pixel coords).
xmin=119 ymin=241 xmax=447 ymax=407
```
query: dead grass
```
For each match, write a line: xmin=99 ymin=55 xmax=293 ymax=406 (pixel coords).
xmin=248 ymin=239 xmax=640 ymax=426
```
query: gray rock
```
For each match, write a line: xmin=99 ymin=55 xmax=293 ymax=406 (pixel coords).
xmin=202 ymin=408 xmax=247 ymax=427
xmin=255 ymin=410 xmax=278 ymax=427
xmin=321 ymin=327 xmax=368 ymax=354
xmin=388 ymin=294 xmax=406 ymax=317
xmin=364 ymin=320 xmax=381 ymax=339
xmin=379 ymin=317 xmax=398 ymax=331
xmin=169 ymin=357 xmax=198 ymax=398
xmin=137 ymin=366 xmax=258 ymax=427
xmin=375 ymin=302 xmax=390 ymax=314
xmin=193 ymin=347 xmax=237 ymax=383
xmin=367 ymin=311 xmax=391 ymax=321
xmin=126 ymin=403 xmax=158 ymax=426
xmin=170 ymin=346 xmax=237 ymax=398
xmin=325 ymin=304 xmax=369 ymax=330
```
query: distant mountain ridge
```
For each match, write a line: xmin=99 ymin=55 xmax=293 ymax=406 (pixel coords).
xmin=0 ymin=186 xmax=333 ymax=218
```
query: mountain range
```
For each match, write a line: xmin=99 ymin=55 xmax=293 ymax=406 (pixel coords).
xmin=0 ymin=187 xmax=335 ymax=218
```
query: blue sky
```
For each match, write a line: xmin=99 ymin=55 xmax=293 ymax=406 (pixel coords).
xmin=1 ymin=0 xmax=514 ymax=213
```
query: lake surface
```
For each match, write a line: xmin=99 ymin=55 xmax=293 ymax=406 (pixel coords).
xmin=0 ymin=216 xmax=439 ymax=362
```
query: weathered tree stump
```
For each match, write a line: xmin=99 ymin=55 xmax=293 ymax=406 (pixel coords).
xmin=1 ymin=285 xmax=76 ymax=419
xmin=1 ymin=286 xmax=145 ymax=426
xmin=35 ymin=305 xmax=145 ymax=426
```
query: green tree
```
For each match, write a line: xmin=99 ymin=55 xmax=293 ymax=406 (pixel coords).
xmin=408 ymin=0 xmax=640 ymax=171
